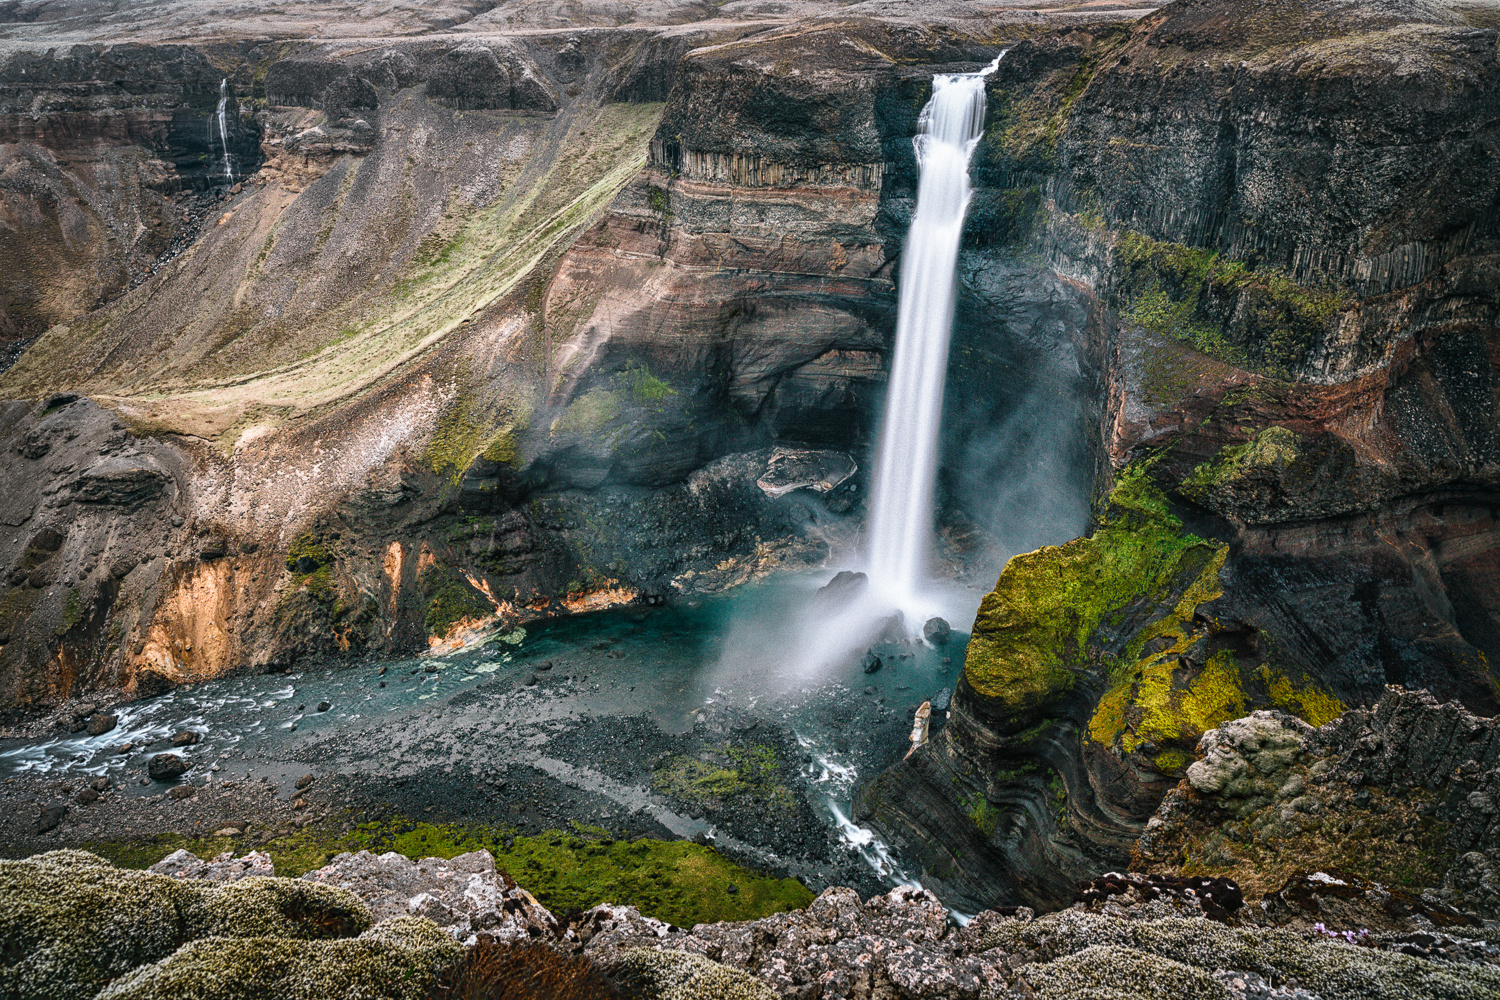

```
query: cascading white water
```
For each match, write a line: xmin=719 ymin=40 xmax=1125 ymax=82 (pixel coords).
xmin=865 ymin=54 xmax=1002 ymax=612
xmin=214 ymin=78 xmax=235 ymax=183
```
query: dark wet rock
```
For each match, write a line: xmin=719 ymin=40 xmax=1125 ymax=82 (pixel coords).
xmin=317 ymin=701 xmax=331 ymax=712
xmin=295 ymin=774 xmax=316 ymax=790
xmin=922 ymin=617 xmax=951 ymax=645
xmin=73 ymin=787 xmax=98 ymax=805
xmin=146 ymin=754 xmax=188 ymax=781
xmin=812 ymin=571 xmax=868 ymax=611
xmin=1074 ymin=872 xmax=1244 ymax=922
xmin=35 ymin=800 xmax=66 ymax=832
xmin=89 ymin=776 xmax=109 ymax=792
xmin=755 ymin=448 xmax=857 ymax=498
xmin=863 ymin=653 xmax=882 ymax=675
xmin=167 ymin=785 xmax=196 ymax=801
xmin=170 ymin=730 xmax=199 ymax=747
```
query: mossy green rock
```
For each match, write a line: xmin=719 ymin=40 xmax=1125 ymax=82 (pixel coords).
xmin=963 ymin=464 xmax=1226 ymax=714
xmin=0 ymin=850 xmax=373 ymax=1000
xmin=1019 ymin=944 xmax=1225 ymax=1000
xmin=95 ymin=917 xmax=461 ymax=1000
xmin=183 ymin=875 xmax=372 ymax=940
xmin=0 ymin=850 xmax=188 ymax=1000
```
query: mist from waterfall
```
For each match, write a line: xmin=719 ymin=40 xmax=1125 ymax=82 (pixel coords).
xmin=214 ymin=78 xmax=235 ymax=183
xmin=865 ymin=55 xmax=1002 ymax=614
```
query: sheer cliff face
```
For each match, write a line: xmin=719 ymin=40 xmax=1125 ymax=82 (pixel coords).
xmin=0 ymin=4 xmax=1109 ymax=704
xmin=1 ymin=0 xmax=1495 ymax=921
xmin=858 ymin=0 xmax=1500 ymax=913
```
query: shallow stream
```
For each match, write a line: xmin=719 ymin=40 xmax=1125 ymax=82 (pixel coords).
xmin=1 ymin=573 xmax=977 ymax=895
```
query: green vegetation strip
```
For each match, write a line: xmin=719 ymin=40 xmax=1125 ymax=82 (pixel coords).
xmin=962 ymin=462 xmax=1225 ymax=709
xmin=82 ymin=819 xmax=813 ymax=929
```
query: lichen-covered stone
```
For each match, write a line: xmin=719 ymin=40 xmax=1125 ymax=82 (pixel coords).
xmin=182 ymin=874 xmax=372 ymax=940
xmin=978 ymin=911 xmax=1500 ymax=1000
xmin=1018 ymin=943 xmax=1226 ymax=1000
xmin=93 ymin=918 xmax=461 ymax=1000
xmin=300 ymin=848 xmax=561 ymax=945
xmin=0 ymin=850 xmax=190 ymax=1000
xmin=1139 ymin=688 xmax=1500 ymax=915
xmin=0 ymin=849 xmax=373 ymax=1000
xmin=614 ymin=947 xmax=777 ymax=1000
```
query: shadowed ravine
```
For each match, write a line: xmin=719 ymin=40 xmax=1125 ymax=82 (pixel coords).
xmin=3 ymin=1 xmax=1500 ymax=997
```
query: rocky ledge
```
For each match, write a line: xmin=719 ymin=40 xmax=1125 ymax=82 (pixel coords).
xmin=8 ymin=690 xmax=1500 ymax=998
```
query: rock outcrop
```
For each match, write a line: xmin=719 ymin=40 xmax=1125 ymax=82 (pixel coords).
xmin=16 ymin=832 xmax=1500 ymax=999
xmin=858 ymin=0 xmax=1500 ymax=913
xmin=1137 ymin=687 xmax=1500 ymax=925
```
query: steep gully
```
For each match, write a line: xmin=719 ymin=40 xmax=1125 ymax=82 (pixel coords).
xmin=1 ymin=0 xmax=1498 ymax=920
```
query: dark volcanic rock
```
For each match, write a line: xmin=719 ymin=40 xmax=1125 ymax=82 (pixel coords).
xmin=923 ymin=617 xmax=952 ymax=645
xmin=85 ymin=713 xmax=117 ymax=736
xmin=147 ymin=753 xmax=188 ymax=781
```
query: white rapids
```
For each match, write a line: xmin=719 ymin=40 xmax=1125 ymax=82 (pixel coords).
xmin=865 ymin=54 xmax=1003 ymax=615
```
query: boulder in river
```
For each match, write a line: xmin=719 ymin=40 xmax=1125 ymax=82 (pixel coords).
xmin=147 ymin=753 xmax=189 ymax=781
xmin=170 ymin=731 xmax=199 ymax=747
xmin=862 ymin=653 xmax=883 ymax=674
xmin=811 ymin=570 xmax=867 ymax=612
xmin=86 ymin=714 xmax=118 ymax=736
xmin=922 ymin=617 xmax=952 ymax=645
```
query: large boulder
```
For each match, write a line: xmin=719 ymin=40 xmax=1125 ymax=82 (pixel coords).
xmin=0 ymin=850 xmax=372 ymax=1000
xmin=300 ymin=849 xmax=560 ymax=944
xmin=94 ymin=916 xmax=460 ymax=1000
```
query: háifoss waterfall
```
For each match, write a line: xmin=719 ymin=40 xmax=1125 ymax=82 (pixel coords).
xmin=865 ymin=56 xmax=1002 ymax=617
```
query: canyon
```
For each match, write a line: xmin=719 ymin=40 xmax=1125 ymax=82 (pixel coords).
xmin=1 ymin=0 xmax=1499 ymax=990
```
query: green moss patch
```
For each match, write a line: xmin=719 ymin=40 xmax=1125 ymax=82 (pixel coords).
xmin=421 ymin=569 xmax=492 ymax=636
xmin=1114 ymin=231 xmax=1350 ymax=377
xmin=1181 ymin=425 xmax=1301 ymax=499
xmin=651 ymin=744 xmax=797 ymax=821
xmin=342 ymin=821 xmax=813 ymax=928
xmin=963 ymin=462 xmax=1227 ymax=713
xmin=81 ymin=818 xmax=813 ymax=929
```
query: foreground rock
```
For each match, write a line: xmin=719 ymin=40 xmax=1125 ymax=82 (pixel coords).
xmin=0 ymin=850 xmax=376 ymax=1000
xmin=299 ymin=848 xmax=562 ymax=945
xmin=1138 ymin=687 xmax=1500 ymax=926
xmin=14 ymin=840 xmax=1500 ymax=999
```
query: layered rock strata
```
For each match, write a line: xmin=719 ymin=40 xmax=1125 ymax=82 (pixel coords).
xmin=859 ymin=0 xmax=1500 ymax=913
xmin=0 ymin=2 xmax=1112 ymax=705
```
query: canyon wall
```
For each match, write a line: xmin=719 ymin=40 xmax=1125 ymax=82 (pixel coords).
xmin=3 ymin=0 xmax=1495 ymax=925
xmin=857 ymin=0 xmax=1500 ymax=912
xmin=0 ymin=3 xmax=1117 ymax=706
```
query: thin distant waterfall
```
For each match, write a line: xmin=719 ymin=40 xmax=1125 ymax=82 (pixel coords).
xmin=214 ymin=78 xmax=235 ymax=183
xmin=865 ymin=54 xmax=1002 ymax=607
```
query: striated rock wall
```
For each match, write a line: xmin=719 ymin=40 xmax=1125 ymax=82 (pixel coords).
xmin=859 ymin=0 xmax=1500 ymax=913
xmin=0 ymin=5 xmax=1111 ymax=704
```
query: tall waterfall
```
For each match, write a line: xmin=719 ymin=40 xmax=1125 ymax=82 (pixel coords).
xmin=214 ymin=78 xmax=235 ymax=183
xmin=865 ymin=55 xmax=1002 ymax=609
